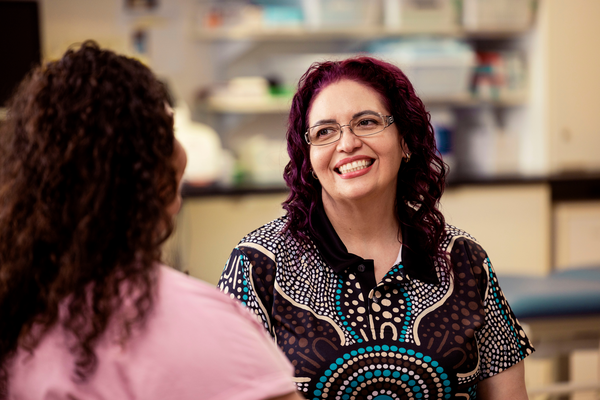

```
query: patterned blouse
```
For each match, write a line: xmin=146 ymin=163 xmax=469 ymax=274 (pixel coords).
xmin=218 ymin=204 xmax=534 ymax=400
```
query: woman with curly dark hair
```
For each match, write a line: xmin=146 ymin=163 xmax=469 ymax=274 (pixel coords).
xmin=0 ymin=42 xmax=303 ymax=400
xmin=219 ymin=56 xmax=533 ymax=399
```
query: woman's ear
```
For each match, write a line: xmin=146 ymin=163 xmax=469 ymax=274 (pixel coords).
xmin=400 ymin=137 xmax=411 ymax=162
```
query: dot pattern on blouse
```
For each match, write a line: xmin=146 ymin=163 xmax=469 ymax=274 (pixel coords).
xmin=218 ymin=217 xmax=534 ymax=399
xmin=313 ymin=345 xmax=453 ymax=399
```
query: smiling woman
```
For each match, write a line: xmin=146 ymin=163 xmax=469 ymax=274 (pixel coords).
xmin=219 ymin=56 xmax=534 ymax=400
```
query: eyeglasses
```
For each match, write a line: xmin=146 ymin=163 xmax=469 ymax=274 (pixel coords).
xmin=305 ymin=112 xmax=394 ymax=146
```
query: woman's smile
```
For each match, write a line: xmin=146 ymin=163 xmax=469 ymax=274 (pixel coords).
xmin=336 ymin=158 xmax=374 ymax=176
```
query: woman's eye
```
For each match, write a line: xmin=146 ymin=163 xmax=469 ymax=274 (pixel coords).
xmin=316 ymin=127 xmax=336 ymax=137
xmin=357 ymin=118 xmax=378 ymax=127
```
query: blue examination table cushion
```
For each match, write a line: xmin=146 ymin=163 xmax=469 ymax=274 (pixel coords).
xmin=498 ymin=267 xmax=600 ymax=319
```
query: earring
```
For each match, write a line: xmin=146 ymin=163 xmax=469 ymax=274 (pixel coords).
xmin=312 ymin=170 xmax=319 ymax=180
xmin=404 ymin=153 xmax=411 ymax=162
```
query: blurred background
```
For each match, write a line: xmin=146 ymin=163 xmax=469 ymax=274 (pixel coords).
xmin=1 ymin=0 xmax=599 ymax=398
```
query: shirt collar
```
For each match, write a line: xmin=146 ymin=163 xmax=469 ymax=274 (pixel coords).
xmin=308 ymin=201 xmax=439 ymax=285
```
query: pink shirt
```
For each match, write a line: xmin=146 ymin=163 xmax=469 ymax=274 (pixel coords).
xmin=9 ymin=266 xmax=297 ymax=400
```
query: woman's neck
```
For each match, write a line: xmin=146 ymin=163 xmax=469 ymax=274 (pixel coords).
xmin=322 ymin=190 xmax=401 ymax=258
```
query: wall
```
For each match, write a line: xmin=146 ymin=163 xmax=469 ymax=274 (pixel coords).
xmin=39 ymin=0 xmax=212 ymax=106
xmin=39 ymin=0 xmax=129 ymax=60
xmin=545 ymin=0 xmax=600 ymax=172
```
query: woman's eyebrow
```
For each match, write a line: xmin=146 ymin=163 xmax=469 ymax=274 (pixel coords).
xmin=311 ymin=110 xmax=381 ymax=127
xmin=310 ymin=118 xmax=337 ymax=127
xmin=352 ymin=110 xmax=380 ymax=119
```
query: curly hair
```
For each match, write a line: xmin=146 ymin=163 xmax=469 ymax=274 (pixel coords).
xmin=283 ymin=56 xmax=447 ymax=269
xmin=0 ymin=41 xmax=176 ymax=393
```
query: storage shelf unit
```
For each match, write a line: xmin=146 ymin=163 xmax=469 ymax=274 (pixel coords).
xmin=193 ymin=0 xmax=536 ymax=185
xmin=202 ymin=93 xmax=526 ymax=114
xmin=194 ymin=26 xmax=531 ymax=42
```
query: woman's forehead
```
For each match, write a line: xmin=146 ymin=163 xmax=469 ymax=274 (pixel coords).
xmin=308 ymin=80 xmax=388 ymax=122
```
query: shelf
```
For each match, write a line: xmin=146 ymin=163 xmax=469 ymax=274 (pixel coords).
xmin=421 ymin=94 xmax=527 ymax=108
xmin=194 ymin=26 xmax=532 ymax=42
xmin=200 ymin=93 xmax=526 ymax=114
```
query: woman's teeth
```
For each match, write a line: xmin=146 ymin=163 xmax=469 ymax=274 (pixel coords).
xmin=338 ymin=159 xmax=372 ymax=174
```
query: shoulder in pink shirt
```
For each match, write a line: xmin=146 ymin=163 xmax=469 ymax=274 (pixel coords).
xmin=9 ymin=265 xmax=296 ymax=400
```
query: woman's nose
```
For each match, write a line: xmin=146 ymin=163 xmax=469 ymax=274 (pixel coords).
xmin=336 ymin=125 xmax=362 ymax=152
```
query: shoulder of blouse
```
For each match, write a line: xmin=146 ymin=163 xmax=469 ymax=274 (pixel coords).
xmin=235 ymin=215 xmax=310 ymax=262
xmin=237 ymin=215 xmax=290 ymax=248
xmin=443 ymin=224 xmax=492 ymax=290
xmin=442 ymin=224 xmax=481 ymax=252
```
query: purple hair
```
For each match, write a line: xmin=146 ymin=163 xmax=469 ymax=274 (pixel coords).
xmin=282 ymin=56 xmax=448 ymax=269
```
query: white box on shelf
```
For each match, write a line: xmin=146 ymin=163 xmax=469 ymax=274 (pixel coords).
xmin=372 ymin=39 xmax=476 ymax=98
xmin=383 ymin=0 xmax=460 ymax=31
xmin=462 ymin=0 xmax=533 ymax=30
xmin=301 ymin=0 xmax=381 ymax=29
xmin=399 ymin=57 xmax=474 ymax=97
xmin=264 ymin=53 xmax=357 ymax=88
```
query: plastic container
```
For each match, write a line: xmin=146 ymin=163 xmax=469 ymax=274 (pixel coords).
xmin=383 ymin=0 xmax=460 ymax=31
xmin=264 ymin=53 xmax=357 ymax=87
xmin=301 ymin=0 xmax=380 ymax=28
xmin=454 ymin=107 xmax=498 ymax=176
xmin=429 ymin=107 xmax=456 ymax=173
xmin=462 ymin=0 xmax=533 ymax=30
xmin=174 ymin=102 xmax=225 ymax=186
xmin=238 ymin=135 xmax=289 ymax=186
xmin=371 ymin=38 xmax=476 ymax=97
xmin=262 ymin=4 xmax=304 ymax=28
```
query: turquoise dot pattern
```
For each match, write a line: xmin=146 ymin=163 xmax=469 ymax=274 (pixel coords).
xmin=484 ymin=257 xmax=529 ymax=359
xmin=312 ymin=345 xmax=451 ymax=400
xmin=337 ymin=278 xmax=362 ymax=342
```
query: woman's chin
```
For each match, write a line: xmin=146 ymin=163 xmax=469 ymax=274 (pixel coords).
xmin=323 ymin=183 xmax=379 ymax=204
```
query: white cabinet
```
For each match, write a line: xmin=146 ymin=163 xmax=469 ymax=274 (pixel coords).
xmin=441 ymin=183 xmax=552 ymax=276
xmin=542 ymin=0 xmax=600 ymax=172
xmin=172 ymin=193 xmax=288 ymax=284
xmin=554 ymin=200 xmax=600 ymax=270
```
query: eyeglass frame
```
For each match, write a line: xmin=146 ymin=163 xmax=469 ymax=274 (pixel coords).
xmin=304 ymin=113 xmax=395 ymax=146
